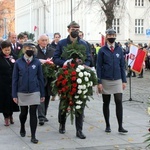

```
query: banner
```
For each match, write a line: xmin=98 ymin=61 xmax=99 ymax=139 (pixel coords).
xmin=128 ymin=44 xmax=146 ymax=74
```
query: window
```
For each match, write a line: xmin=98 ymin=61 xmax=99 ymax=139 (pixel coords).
xmin=135 ymin=0 xmax=144 ymax=6
xmin=135 ymin=19 xmax=144 ymax=34
xmin=112 ymin=18 xmax=120 ymax=34
xmin=116 ymin=0 xmax=120 ymax=5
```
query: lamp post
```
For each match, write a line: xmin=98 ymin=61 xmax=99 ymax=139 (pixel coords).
xmin=71 ymin=0 xmax=73 ymax=21
xmin=3 ymin=18 xmax=7 ymax=39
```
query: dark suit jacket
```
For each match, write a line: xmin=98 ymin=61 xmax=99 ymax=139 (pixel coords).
xmin=11 ymin=42 xmax=23 ymax=59
xmin=36 ymin=44 xmax=56 ymax=96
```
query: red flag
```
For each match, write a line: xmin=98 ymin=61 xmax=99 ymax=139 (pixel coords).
xmin=34 ymin=26 xmax=38 ymax=31
xmin=128 ymin=45 xmax=146 ymax=74
xmin=101 ymin=34 xmax=105 ymax=46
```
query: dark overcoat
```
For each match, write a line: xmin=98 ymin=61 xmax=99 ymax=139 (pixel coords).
xmin=0 ymin=52 xmax=19 ymax=113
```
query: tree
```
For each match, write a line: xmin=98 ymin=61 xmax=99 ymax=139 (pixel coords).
xmin=0 ymin=0 xmax=15 ymax=38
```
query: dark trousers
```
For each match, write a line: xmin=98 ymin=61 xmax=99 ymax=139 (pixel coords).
xmin=38 ymin=95 xmax=50 ymax=119
xmin=19 ymin=105 xmax=38 ymax=139
xmin=102 ymin=93 xmax=123 ymax=129
xmin=58 ymin=100 xmax=84 ymax=131
xmin=3 ymin=112 xmax=13 ymax=119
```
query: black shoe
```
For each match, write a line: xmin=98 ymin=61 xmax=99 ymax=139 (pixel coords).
xmin=118 ymin=128 xmax=128 ymax=133
xmin=39 ymin=119 xmax=44 ymax=126
xmin=138 ymin=76 xmax=143 ymax=78
xmin=105 ymin=126 xmax=111 ymax=133
xmin=76 ymin=131 xmax=86 ymax=139
xmin=132 ymin=75 xmax=136 ymax=77
xmin=20 ymin=130 xmax=26 ymax=137
xmin=59 ymin=124 xmax=65 ymax=134
xmin=31 ymin=138 xmax=38 ymax=144
xmin=44 ymin=118 xmax=49 ymax=122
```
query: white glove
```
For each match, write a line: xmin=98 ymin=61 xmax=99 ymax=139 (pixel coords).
xmin=63 ymin=58 xmax=73 ymax=66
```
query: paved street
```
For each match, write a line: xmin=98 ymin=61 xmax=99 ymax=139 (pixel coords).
xmin=0 ymin=70 xmax=150 ymax=150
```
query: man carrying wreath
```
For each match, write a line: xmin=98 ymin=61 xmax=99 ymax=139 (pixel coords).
xmin=53 ymin=21 xmax=91 ymax=139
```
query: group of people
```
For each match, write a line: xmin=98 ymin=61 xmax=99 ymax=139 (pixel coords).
xmin=0 ymin=21 xmax=128 ymax=144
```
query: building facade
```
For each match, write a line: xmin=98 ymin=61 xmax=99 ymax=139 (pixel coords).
xmin=15 ymin=0 xmax=150 ymax=44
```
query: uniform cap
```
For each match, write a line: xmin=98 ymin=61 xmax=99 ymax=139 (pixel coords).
xmin=23 ymin=42 xmax=36 ymax=48
xmin=67 ymin=21 xmax=80 ymax=28
xmin=105 ymin=28 xmax=116 ymax=34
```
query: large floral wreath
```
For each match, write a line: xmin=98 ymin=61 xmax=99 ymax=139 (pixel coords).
xmin=52 ymin=41 xmax=97 ymax=124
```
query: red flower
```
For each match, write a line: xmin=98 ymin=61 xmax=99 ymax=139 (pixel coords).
xmin=72 ymin=83 xmax=77 ymax=87
xmin=65 ymin=86 xmax=69 ymax=90
xmin=58 ymin=75 xmax=64 ymax=81
xmin=62 ymin=88 xmax=66 ymax=92
xmin=71 ymin=76 xmax=76 ymax=81
xmin=62 ymin=79 xmax=68 ymax=85
xmin=71 ymin=88 xmax=77 ymax=93
xmin=69 ymin=101 xmax=73 ymax=106
xmin=64 ymin=70 xmax=69 ymax=75
xmin=71 ymin=63 xmax=76 ymax=68
xmin=69 ymin=91 xmax=74 ymax=95
xmin=71 ymin=71 xmax=77 ymax=76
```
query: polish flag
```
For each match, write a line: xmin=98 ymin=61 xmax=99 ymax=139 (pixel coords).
xmin=128 ymin=45 xmax=146 ymax=74
xmin=101 ymin=34 xmax=105 ymax=46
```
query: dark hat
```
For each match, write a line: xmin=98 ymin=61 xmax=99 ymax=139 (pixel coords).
xmin=138 ymin=43 xmax=143 ymax=47
xmin=23 ymin=42 xmax=36 ymax=48
xmin=105 ymin=28 xmax=116 ymax=34
xmin=67 ymin=21 xmax=80 ymax=28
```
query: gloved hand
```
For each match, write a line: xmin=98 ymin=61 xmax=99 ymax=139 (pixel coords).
xmin=63 ymin=58 xmax=73 ymax=66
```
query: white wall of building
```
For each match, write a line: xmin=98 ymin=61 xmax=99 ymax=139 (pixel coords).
xmin=15 ymin=0 xmax=150 ymax=44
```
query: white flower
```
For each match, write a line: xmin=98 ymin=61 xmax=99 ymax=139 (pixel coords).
xmin=78 ymin=85 xmax=83 ymax=89
xmin=82 ymin=84 xmax=86 ymax=89
xmin=77 ymin=90 xmax=82 ymax=94
xmin=76 ymin=68 xmax=80 ymax=72
xmin=76 ymin=100 xmax=83 ymax=104
xmin=87 ymin=83 xmax=90 ymax=87
xmin=76 ymin=105 xmax=81 ymax=109
xmin=77 ymin=78 xmax=82 ymax=84
xmin=83 ymin=71 xmax=88 ymax=76
xmin=87 ymin=73 xmax=91 ymax=77
xmin=90 ymin=81 xmax=93 ymax=86
xmin=83 ymin=95 xmax=87 ymax=98
xmin=78 ymin=72 xmax=84 ymax=77
xmin=78 ymin=65 xmax=84 ymax=70
xmin=83 ymin=89 xmax=88 ymax=94
xmin=74 ymin=95 xmax=79 ymax=99
xmin=84 ymin=77 xmax=89 ymax=82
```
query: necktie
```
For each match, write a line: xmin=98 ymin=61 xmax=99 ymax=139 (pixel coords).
xmin=13 ymin=44 xmax=16 ymax=51
xmin=27 ymin=59 xmax=30 ymax=65
xmin=42 ymin=49 xmax=46 ymax=55
xmin=110 ymin=46 xmax=114 ymax=52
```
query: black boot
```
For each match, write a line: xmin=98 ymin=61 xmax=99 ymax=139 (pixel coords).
xmin=76 ymin=130 xmax=86 ymax=139
xmin=59 ymin=124 xmax=65 ymax=134
xmin=31 ymin=137 xmax=38 ymax=144
xmin=118 ymin=127 xmax=128 ymax=133
xmin=20 ymin=126 xmax=26 ymax=137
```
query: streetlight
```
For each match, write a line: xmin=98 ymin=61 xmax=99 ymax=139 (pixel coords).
xmin=71 ymin=0 xmax=73 ymax=21
xmin=3 ymin=18 xmax=7 ymax=39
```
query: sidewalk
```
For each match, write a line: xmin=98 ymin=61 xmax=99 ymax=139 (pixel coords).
xmin=0 ymin=70 xmax=150 ymax=150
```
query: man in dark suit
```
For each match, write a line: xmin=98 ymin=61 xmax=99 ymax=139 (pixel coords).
xmin=8 ymin=32 xmax=23 ymax=58
xmin=36 ymin=34 xmax=55 ymax=125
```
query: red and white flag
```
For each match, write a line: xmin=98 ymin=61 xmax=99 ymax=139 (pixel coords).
xmin=128 ymin=45 xmax=146 ymax=74
xmin=34 ymin=26 xmax=38 ymax=31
